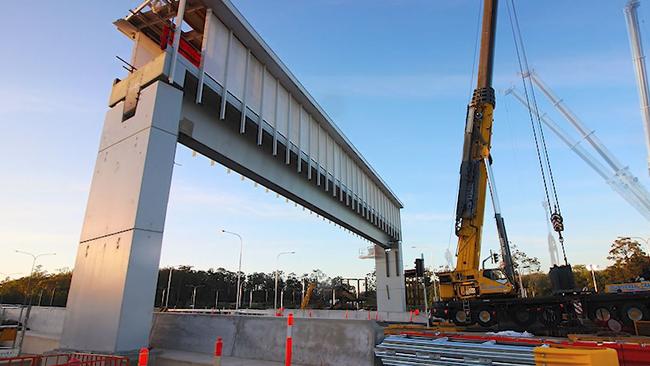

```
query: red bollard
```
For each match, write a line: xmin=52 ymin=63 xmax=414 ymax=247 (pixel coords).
xmin=285 ymin=313 xmax=294 ymax=366
xmin=345 ymin=310 xmax=349 ymax=320
xmin=409 ymin=310 xmax=413 ymax=323
xmin=138 ymin=348 xmax=149 ymax=366
xmin=214 ymin=337 xmax=223 ymax=366
xmin=367 ymin=311 xmax=371 ymax=320
xmin=375 ymin=311 xmax=379 ymax=321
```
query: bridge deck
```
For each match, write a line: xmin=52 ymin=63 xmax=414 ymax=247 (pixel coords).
xmin=112 ymin=0 xmax=403 ymax=246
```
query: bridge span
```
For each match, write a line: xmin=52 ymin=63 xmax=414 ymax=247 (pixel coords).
xmin=61 ymin=0 xmax=406 ymax=353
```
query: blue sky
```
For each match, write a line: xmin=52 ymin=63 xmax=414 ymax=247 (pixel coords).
xmin=1 ymin=0 xmax=649 ymax=279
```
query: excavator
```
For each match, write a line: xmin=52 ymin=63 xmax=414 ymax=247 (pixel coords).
xmin=433 ymin=0 xmax=650 ymax=332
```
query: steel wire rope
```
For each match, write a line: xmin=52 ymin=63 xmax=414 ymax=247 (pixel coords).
xmin=506 ymin=0 xmax=568 ymax=264
xmin=505 ymin=0 xmax=554 ymax=214
xmin=510 ymin=0 xmax=563 ymax=216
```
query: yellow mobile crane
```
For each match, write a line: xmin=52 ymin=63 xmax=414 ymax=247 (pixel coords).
xmin=436 ymin=0 xmax=517 ymax=303
xmin=433 ymin=0 xmax=650 ymax=332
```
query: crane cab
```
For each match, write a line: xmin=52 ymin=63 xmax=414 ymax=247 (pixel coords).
xmin=437 ymin=268 xmax=515 ymax=300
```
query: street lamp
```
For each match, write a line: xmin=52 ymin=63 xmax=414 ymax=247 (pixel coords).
xmin=15 ymin=250 xmax=56 ymax=305
xmin=185 ymin=284 xmax=204 ymax=309
xmin=221 ymin=230 xmax=243 ymax=310
xmin=274 ymin=251 xmax=295 ymax=311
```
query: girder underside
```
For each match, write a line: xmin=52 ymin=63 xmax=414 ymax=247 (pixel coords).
xmin=177 ymin=75 xmax=396 ymax=247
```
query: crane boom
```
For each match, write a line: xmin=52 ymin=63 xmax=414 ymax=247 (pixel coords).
xmin=454 ymin=0 xmax=498 ymax=273
xmin=439 ymin=0 xmax=517 ymax=301
xmin=625 ymin=0 xmax=650 ymax=176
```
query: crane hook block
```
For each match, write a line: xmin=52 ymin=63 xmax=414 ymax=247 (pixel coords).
xmin=550 ymin=212 xmax=564 ymax=233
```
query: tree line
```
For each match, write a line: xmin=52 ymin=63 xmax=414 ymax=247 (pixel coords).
xmin=153 ymin=266 xmax=376 ymax=309
xmin=2 ymin=237 xmax=647 ymax=308
xmin=0 ymin=266 xmax=376 ymax=310
xmin=0 ymin=266 xmax=71 ymax=306
xmin=518 ymin=237 xmax=650 ymax=297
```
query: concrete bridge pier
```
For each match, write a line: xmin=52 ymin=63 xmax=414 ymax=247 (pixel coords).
xmin=375 ymin=243 xmax=406 ymax=312
xmin=60 ymin=81 xmax=182 ymax=353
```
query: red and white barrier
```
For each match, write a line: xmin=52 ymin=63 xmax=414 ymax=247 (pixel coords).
xmin=285 ymin=313 xmax=294 ymax=366
xmin=138 ymin=348 xmax=149 ymax=366
xmin=214 ymin=337 xmax=223 ymax=366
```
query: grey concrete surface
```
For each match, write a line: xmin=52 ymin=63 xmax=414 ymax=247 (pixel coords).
xmin=168 ymin=308 xmax=428 ymax=324
xmin=150 ymin=313 xmax=382 ymax=366
xmin=62 ymin=81 xmax=182 ymax=353
xmin=5 ymin=307 xmax=386 ymax=365
xmin=20 ymin=332 xmax=61 ymax=355
xmin=2 ymin=306 xmax=65 ymax=335
xmin=157 ymin=349 xmax=304 ymax=366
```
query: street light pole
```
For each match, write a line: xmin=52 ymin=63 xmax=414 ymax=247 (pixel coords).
xmin=15 ymin=250 xmax=56 ymax=305
xmin=221 ymin=230 xmax=244 ymax=310
xmin=274 ymin=251 xmax=295 ymax=311
xmin=50 ymin=288 xmax=57 ymax=306
xmin=186 ymin=284 xmax=204 ymax=309
xmin=420 ymin=253 xmax=429 ymax=315
xmin=165 ymin=267 xmax=173 ymax=308
xmin=589 ymin=264 xmax=599 ymax=293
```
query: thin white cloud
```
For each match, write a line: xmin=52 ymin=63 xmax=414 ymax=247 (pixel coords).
xmin=169 ymin=183 xmax=313 ymax=221
xmin=402 ymin=211 xmax=451 ymax=222
xmin=303 ymin=54 xmax=634 ymax=100
xmin=0 ymin=85 xmax=100 ymax=117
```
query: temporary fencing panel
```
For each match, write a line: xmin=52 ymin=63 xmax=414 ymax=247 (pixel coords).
xmin=0 ymin=354 xmax=129 ymax=366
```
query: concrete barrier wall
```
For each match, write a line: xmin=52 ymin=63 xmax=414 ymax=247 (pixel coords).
xmin=3 ymin=307 xmax=390 ymax=365
xmin=271 ymin=309 xmax=427 ymax=323
xmin=150 ymin=312 xmax=382 ymax=366
xmin=167 ymin=308 xmax=428 ymax=324
xmin=1 ymin=306 xmax=66 ymax=335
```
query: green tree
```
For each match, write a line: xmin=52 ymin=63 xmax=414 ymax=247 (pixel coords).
xmin=522 ymin=272 xmax=551 ymax=297
xmin=606 ymin=237 xmax=650 ymax=283
xmin=571 ymin=265 xmax=593 ymax=290
xmin=511 ymin=244 xmax=541 ymax=274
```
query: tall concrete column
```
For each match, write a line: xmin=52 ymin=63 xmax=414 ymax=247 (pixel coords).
xmin=60 ymin=81 xmax=182 ymax=352
xmin=374 ymin=243 xmax=406 ymax=312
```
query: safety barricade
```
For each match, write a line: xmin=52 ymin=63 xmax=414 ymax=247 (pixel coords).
xmin=375 ymin=334 xmax=620 ymax=366
xmin=0 ymin=353 xmax=129 ymax=366
xmin=381 ymin=332 xmax=650 ymax=366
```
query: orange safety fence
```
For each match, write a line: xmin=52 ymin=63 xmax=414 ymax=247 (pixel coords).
xmin=0 ymin=354 xmax=129 ymax=366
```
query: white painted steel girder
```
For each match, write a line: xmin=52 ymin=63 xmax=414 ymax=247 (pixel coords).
xmin=168 ymin=0 xmax=403 ymax=245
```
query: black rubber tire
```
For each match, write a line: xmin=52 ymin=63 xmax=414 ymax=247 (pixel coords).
xmin=511 ymin=306 xmax=537 ymax=328
xmin=452 ymin=309 xmax=471 ymax=325
xmin=588 ymin=305 xmax=613 ymax=323
xmin=621 ymin=302 xmax=649 ymax=325
xmin=474 ymin=307 xmax=497 ymax=327
xmin=540 ymin=306 xmax=562 ymax=326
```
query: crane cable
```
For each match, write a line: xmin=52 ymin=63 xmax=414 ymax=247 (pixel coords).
xmin=505 ymin=0 xmax=568 ymax=265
